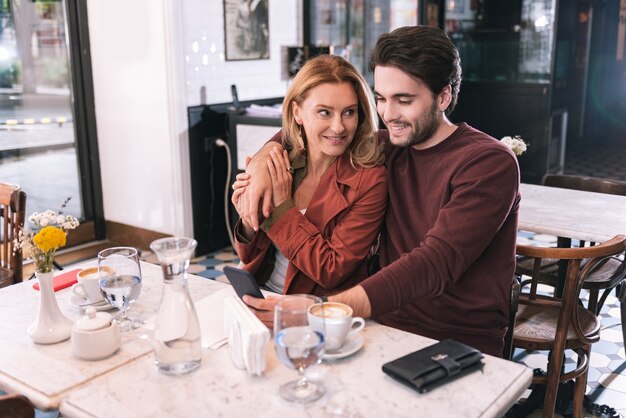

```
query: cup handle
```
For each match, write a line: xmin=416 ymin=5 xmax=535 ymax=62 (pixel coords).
xmin=348 ymin=317 xmax=365 ymax=336
xmin=72 ymin=283 xmax=85 ymax=298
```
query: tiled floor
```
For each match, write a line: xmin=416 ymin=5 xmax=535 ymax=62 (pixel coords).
xmin=564 ymin=143 xmax=626 ymax=182
xmin=188 ymin=243 xmax=626 ymax=418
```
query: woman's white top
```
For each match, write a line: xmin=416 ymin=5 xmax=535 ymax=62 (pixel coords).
xmin=266 ymin=208 xmax=306 ymax=293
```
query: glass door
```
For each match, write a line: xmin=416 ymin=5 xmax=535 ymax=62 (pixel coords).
xmin=307 ymin=0 xmax=419 ymax=83
xmin=0 ymin=0 xmax=101 ymax=245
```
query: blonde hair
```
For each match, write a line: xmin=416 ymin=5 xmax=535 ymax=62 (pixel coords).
xmin=282 ymin=55 xmax=384 ymax=168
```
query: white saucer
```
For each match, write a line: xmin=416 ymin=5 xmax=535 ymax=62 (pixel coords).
xmin=322 ymin=333 xmax=364 ymax=361
xmin=69 ymin=294 xmax=115 ymax=311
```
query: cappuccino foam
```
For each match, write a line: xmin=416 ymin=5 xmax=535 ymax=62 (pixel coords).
xmin=311 ymin=303 xmax=351 ymax=319
xmin=79 ymin=266 xmax=114 ymax=281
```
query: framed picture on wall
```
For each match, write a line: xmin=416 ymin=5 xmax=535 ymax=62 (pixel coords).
xmin=223 ymin=0 xmax=270 ymax=61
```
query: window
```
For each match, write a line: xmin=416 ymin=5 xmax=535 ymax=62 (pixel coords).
xmin=0 ymin=0 xmax=103 ymax=246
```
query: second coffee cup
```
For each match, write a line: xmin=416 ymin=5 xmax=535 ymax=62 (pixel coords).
xmin=307 ymin=302 xmax=365 ymax=351
xmin=72 ymin=266 xmax=113 ymax=303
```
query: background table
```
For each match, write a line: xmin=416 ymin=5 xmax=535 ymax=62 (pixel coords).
xmin=519 ymin=183 xmax=626 ymax=242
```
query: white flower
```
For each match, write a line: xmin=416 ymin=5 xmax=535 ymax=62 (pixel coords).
xmin=500 ymin=135 xmax=528 ymax=156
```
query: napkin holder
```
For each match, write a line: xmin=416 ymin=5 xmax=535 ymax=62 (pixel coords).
xmin=223 ymin=296 xmax=270 ymax=376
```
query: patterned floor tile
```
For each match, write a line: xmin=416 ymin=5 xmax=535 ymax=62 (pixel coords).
xmin=598 ymin=373 xmax=626 ymax=394
xmin=197 ymin=258 xmax=222 ymax=267
xmin=594 ymin=340 xmax=622 ymax=355
xmin=588 ymin=386 xmax=626 ymax=409
xmin=194 ymin=269 xmax=226 ymax=280
xmin=212 ymin=250 xmax=239 ymax=262
xmin=188 ymin=264 xmax=206 ymax=274
xmin=601 ymin=328 xmax=624 ymax=343
xmin=608 ymin=359 xmax=626 ymax=372
xmin=587 ymin=367 xmax=602 ymax=383
xmin=565 ymin=145 xmax=626 ymax=182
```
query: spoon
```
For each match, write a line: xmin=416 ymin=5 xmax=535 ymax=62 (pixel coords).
xmin=78 ymin=299 xmax=109 ymax=308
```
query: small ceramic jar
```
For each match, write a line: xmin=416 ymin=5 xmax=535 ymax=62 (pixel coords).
xmin=71 ymin=307 xmax=121 ymax=360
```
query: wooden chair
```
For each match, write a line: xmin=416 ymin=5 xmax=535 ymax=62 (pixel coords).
xmin=503 ymin=275 xmax=521 ymax=359
xmin=516 ymin=174 xmax=626 ymax=345
xmin=0 ymin=393 xmax=35 ymax=418
xmin=512 ymin=235 xmax=626 ymax=418
xmin=0 ymin=183 xmax=26 ymax=288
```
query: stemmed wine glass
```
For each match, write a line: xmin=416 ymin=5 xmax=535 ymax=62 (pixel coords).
xmin=274 ymin=294 xmax=325 ymax=403
xmin=98 ymin=247 xmax=143 ymax=332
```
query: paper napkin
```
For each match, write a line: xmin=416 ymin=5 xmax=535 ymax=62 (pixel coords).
xmin=223 ymin=295 xmax=270 ymax=376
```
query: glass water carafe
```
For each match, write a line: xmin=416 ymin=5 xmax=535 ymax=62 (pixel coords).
xmin=150 ymin=237 xmax=202 ymax=375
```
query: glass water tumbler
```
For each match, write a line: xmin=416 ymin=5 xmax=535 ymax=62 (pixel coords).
xmin=150 ymin=237 xmax=202 ymax=375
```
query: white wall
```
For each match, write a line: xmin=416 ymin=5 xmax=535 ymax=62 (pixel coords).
xmin=87 ymin=0 xmax=300 ymax=237
xmin=182 ymin=0 xmax=301 ymax=105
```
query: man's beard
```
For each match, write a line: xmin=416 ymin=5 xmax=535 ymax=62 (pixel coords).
xmin=403 ymin=100 xmax=440 ymax=148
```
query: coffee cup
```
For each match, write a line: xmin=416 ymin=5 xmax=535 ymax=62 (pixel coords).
xmin=72 ymin=266 xmax=113 ymax=303
xmin=307 ymin=302 xmax=365 ymax=351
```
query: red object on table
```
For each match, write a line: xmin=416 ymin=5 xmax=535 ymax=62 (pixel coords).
xmin=32 ymin=269 xmax=81 ymax=291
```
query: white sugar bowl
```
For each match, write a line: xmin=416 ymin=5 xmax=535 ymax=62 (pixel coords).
xmin=72 ymin=307 xmax=121 ymax=360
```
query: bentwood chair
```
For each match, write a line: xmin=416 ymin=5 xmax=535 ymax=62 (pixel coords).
xmin=512 ymin=235 xmax=626 ymax=418
xmin=503 ymin=275 xmax=521 ymax=359
xmin=0 ymin=183 xmax=26 ymax=288
xmin=0 ymin=393 xmax=35 ymax=418
xmin=516 ymin=175 xmax=626 ymax=345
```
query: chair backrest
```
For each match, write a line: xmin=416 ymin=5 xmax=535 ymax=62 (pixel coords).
xmin=0 ymin=393 xmax=35 ymax=418
xmin=0 ymin=183 xmax=26 ymax=287
xmin=542 ymin=174 xmax=626 ymax=196
xmin=516 ymin=235 xmax=626 ymax=345
xmin=503 ymin=275 xmax=521 ymax=359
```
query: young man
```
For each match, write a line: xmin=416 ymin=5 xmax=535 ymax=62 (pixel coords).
xmin=238 ymin=26 xmax=520 ymax=357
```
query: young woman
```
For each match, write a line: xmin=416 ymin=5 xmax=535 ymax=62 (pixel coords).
xmin=232 ymin=54 xmax=387 ymax=296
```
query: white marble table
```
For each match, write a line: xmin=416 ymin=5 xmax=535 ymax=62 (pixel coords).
xmin=59 ymin=320 xmax=531 ymax=418
xmin=1 ymin=261 xmax=532 ymax=417
xmin=0 ymin=260 xmax=226 ymax=410
xmin=519 ymin=183 xmax=626 ymax=242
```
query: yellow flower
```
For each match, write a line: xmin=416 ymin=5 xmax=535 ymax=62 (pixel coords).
xmin=33 ymin=226 xmax=67 ymax=253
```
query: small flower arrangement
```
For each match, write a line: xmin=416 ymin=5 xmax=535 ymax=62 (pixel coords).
xmin=13 ymin=198 xmax=80 ymax=273
xmin=500 ymin=135 xmax=529 ymax=156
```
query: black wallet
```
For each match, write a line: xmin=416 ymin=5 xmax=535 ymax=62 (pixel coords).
xmin=382 ymin=339 xmax=484 ymax=393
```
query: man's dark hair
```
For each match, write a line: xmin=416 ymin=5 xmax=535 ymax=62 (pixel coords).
xmin=368 ymin=26 xmax=462 ymax=116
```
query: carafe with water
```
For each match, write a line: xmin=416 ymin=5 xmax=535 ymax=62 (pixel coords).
xmin=150 ymin=237 xmax=202 ymax=375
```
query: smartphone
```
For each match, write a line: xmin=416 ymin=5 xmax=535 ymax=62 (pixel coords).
xmin=32 ymin=268 xmax=81 ymax=291
xmin=222 ymin=266 xmax=265 ymax=299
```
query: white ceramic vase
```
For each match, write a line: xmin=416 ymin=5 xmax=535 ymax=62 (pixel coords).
xmin=28 ymin=271 xmax=73 ymax=344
